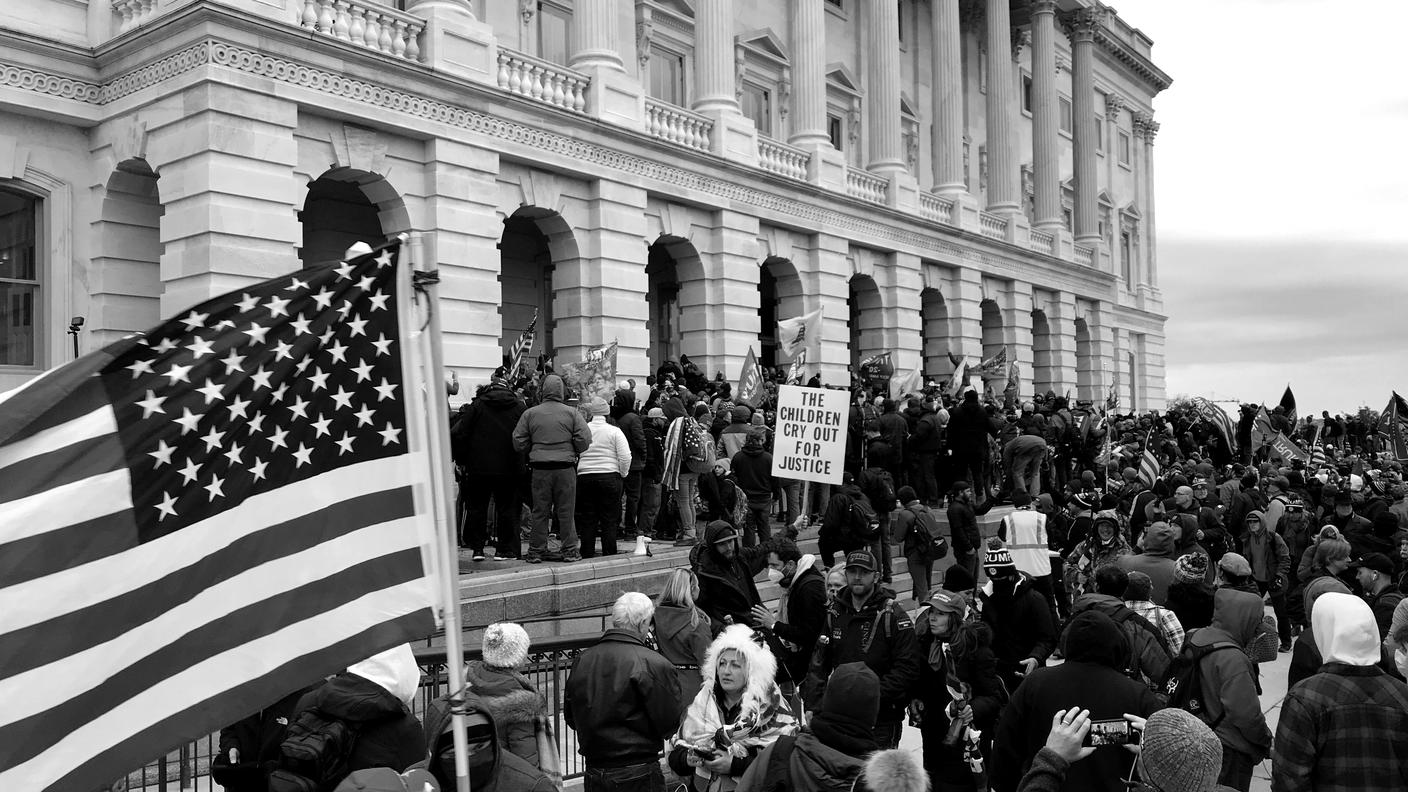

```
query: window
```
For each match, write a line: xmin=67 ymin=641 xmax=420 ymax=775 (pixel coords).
xmin=1120 ymin=231 xmax=1133 ymax=283
xmin=0 ymin=187 xmax=39 ymax=367
xmin=538 ymin=1 xmax=571 ymax=66
xmin=897 ymin=0 xmax=907 ymax=46
xmin=1022 ymin=76 xmax=1033 ymax=115
xmin=1118 ymin=131 xmax=1132 ymax=166
xmin=827 ymin=114 xmax=844 ymax=151
xmin=741 ymin=82 xmax=772 ymax=137
xmin=648 ymin=45 xmax=685 ymax=105
xmin=1058 ymin=97 xmax=1072 ymax=134
xmin=1095 ymin=116 xmax=1104 ymax=151
xmin=825 ymin=0 xmax=842 ymax=6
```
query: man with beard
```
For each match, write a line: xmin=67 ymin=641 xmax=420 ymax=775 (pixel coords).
xmin=805 ymin=550 xmax=921 ymax=750
xmin=690 ymin=520 xmax=797 ymax=632
xmin=978 ymin=539 xmax=1057 ymax=691
xmin=752 ymin=540 xmax=828 ymax=690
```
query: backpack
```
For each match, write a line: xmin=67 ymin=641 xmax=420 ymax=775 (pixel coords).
xmin=1159 ymin=632 xmax=1241 ymax=728
xmin=901 ymin=506 xmax=949 ymax=562
xmin=848 ymin=495 xmax=880 ymax=542
xmin=332 ymin=768 xmax=439 ymax=792
xmin=860 ymin=468 xmax=898 ymax=514
xmin=683 ymin=421 xmax=716 ymax=474
xmin=1073 ymin=599 xmax=1174 ymax=687
xmin=267 ymin=708 xmax=364 ymax=792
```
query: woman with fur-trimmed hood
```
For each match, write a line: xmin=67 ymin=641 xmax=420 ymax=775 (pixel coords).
xmin=669 ymin=624 xmax=798 ymax=792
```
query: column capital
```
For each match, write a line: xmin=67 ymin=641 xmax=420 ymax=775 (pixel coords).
xmin=1131 ymin=110 xmax=1153 ymax=138
xmin=1104 ymin=93 xmax=1125 ymax=118
xmin=1061 ymin=7 xmax=1104 ymax=41
xmin=1143 ymin=119 xmax=1160 ymax=144
xmin=1011 ymin=29 xmax=1031 ymax=62
xmin=1030 ymin=0 xmax=1058 ymax=13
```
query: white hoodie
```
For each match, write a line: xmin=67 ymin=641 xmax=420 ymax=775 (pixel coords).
xmin=1311 ymin=592 xmax=1380 ymax=667
xmin=346 ymin=643 xmax=421 ymax=708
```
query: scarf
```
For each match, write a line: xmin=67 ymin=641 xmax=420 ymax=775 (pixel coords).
xmin=776 ymin=554 xmax=817 ymax=628
xmin=674 ymin=684 xmax=798 ymax=788
xmin=663 ymin=417 xmax=687 ymax=491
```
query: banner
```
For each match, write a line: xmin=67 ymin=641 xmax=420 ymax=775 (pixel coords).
xmin=1268 ymin=431 xmax=1310 ymax=465
xmin=973 ymin=346 xmax=1008 ymax=380
xmin=1189 ymin=396 xmax=1238 ymax=454
xmin=1105 ymin=368 xmax=1119 ymax=414
xmin=777 ymin=308 xmax=822 ymax=360
xmin=1251 ymin=406 xmax=1276 ymax=453
xmin=1280 ymin=386 xmax=1298 ymax=426
xmin=736 ymin=346 xmax=764 ymax=408
xmin=770 ymin=384 xmax=847 ymax=485
xmin=1381 ymin=392 xmax=1408 ymax=462
xmin=1003 ymin=362 xmax=1020 ymax=411
xmin=859 ymin=351 xmax=894 ymax=385
xmin=786 ymin=348 xmax=808 ymax=385
xmin=948 ymin=358 xmax=969 ymax=398
xmin=558 ymin=341 xmax=618 ymax=401
xmin=890 ymin=368 xmax=922 ymax=400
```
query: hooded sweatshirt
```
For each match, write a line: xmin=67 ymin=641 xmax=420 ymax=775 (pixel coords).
xmin=421 ymin=692 xmax=555 ymax=792
xmin=1184 ymin=591 xmax=1273 ymax=762
xmin=512 ymin=374 xmax=592 ymax=467
xmin=735 ymin=663 xmax=876 ymax=792
xmin=1117 ymin=522 xmax=1179 ymax=605
xmin=452 ymin=383 xmax=526 ymax=475
xmin=293 ymin=644 xmax=426 ymax=775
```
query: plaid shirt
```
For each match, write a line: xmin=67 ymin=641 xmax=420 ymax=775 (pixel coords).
xmin=1124 ymin=600 xmax=1184 ymax=654
xmin=1272 ymin=663 xmax=1408 ymax=792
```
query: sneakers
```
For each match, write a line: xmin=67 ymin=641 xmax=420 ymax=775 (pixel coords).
xmin=673 ymin=537 xmax=697 ymax=547
xmin=1279 ymin=640 xmax=1292 ymax=653
xmin=541 ymin=550 xmax=582 ymax=563
xmin=472 ymin=551 xmax=486 ymax=562
xmin=523 ymin=553 xmax=543 ymax=564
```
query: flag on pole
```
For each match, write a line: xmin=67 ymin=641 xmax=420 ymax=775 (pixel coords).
xmin=1251 ymin=406 xmax=1276 ymax=453
xmin=777 ymin=308 xmax=822 ymax=360
xmin=1310 ymin=444 xmax=1327 ymax=470
xmin=786 ymin=348 xmax=808 ymax=385
xmin=1138 ymin=429 xmax=1161 ymax=487
xmin=890 ymin=368 xmax=922 ymax=400
xmin=558 ymin=341 xmax=619 ymax=401
xmin=1381 ymin=392 xmax=1408 ymax=462
xmin=1003 ymin=362 xmax=1020 ymax=411
xmin=1104 ymin=367 xmax=1119 ymax=414
xmin=0 ymin=241 xmax=442 ymax=792
xmin=1280 ymin=385 xmax=1298 ymax=426
xmin=973 ymin=347 xmax=1008 ymax=380
xmin=736 ymin=346 xmax=764 ymax=408
xmin=507 ymin=309 xmax=538 ymax=381
xmin=1189 ymin=396 xmax=1238 ymax=454
xmin=948 ymin=357 xmax=969 ymax=398
xmin=859 ymin=352 xmax=894 ymax=385
xmin=1267 ymin=432 xmax=1310 ymax=465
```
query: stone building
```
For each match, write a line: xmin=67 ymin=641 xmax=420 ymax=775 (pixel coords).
xmin=0 ymin=0 xmax=1169 ymax=407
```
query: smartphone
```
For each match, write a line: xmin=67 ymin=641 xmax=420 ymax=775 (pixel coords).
xmin=1085 ymin=719 xmax=1140 ymax=747
xmin=691 ymin=747 xmax=718 ymax=759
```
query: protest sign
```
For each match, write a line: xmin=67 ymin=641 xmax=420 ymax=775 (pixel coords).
xmin=771 ymin=384 xmax=847 ymax=485
xmin=558 ymin=341 xmax=618 ymax=400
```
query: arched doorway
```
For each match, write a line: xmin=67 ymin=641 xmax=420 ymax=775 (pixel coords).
xmin=500 ymin=208 xmax=570 ymax=365
xmin=920 ymin=287 xmax=947 ymax=380
xmin=92 ymin=158 xmax=162 ymax=347
xmin=848 ymin=274 xmax=883 ymax=373
xmin=299 ymin=167 xmax=408 ymax=266
xmin=646 ymin=235 xmax=705 ymax=373
xmin=1074 ymin=317 xmax=1094 ymax=400
xmin=759 ymin=256 xmax=803 ymax=369
xmin=1031 ymin=308 xmax=1054 ymax=397
xmin=980 ymin=299 xmax=1004 ymax=362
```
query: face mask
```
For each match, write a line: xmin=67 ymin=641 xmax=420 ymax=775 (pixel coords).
xmin=765 ymin=568 xmax=784 ymax=585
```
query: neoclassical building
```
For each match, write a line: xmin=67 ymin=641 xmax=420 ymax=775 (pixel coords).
xmin=0 ymin=0 xmax=1169 ymax=407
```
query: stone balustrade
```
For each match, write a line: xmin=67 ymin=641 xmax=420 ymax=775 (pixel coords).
xmin=979 ymin=211 xmax=1008 ymax=240
xmin=297 ymin=0 xmax=424 ymax=62
xmin=644 ymin=99 xmax=713 ymax=151
xmin=846 ymin=168 xmax=888 ymax=204
xmin=1030 ymin=229 xmax=1056 ymax=254
xmin=1075 ymin=245 xmax=1095 ymax=266
xmin=756 ymin=138 xmax=810 ymax=180
xmin=496 ymin=49 xmax=588 ymax=113
xmin=112 ymin=0 xmax=158 ymax=34
xmin=919 ymin=192 xmax=955 ymax=224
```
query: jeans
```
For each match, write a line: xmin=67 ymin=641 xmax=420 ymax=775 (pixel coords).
xmin=576 ymin=472 xmax=624 ymax=557
xmin=1009 ymin=448 xmax=1045 ymax=497
xmin=906 ymin=551 xmax=934 ymax=601
xmin=776 ymin=479 xmax=801 ymax=524
xmin=638 ymin=475 xmax=662 ymax=537
xmin=529 ymin=467 xmax=579 ymax=555
xmin=462 ymin=472 xmax=520 ymax=556
xmin=584 ymin=762 xmax=665 ymax=792
xmin=621 ymin=469 xmax=643 ymax=536
xmin=743 ymin=498 xmax=772 ymax=546
xmin=674 ymin=472 xmax=699 ymax=541
xmin=807 ymin=481 xmax=832 ymax=519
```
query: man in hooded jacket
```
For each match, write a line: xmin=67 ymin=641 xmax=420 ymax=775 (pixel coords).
xmin=990 ymin=611 xmax=1162 ymax=792
xmin=453 ymin=376 xmax=527 ymax=558
xmin=1272 ymin=592 xmax=1408 ymax=792
xmin=512 ymin=374 xmax=591 ymax=563
xmin=1116 ymin=521 xmax=1180 ymax=605
xmin=691 ymin=520 xmax=798 ymax=632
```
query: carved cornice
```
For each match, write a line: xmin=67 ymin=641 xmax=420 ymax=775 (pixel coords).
xmin=1093 ymin=28 xmax=1173 ymax=93
xmin=1 ymin=40 xmax=210 ymax=106
xmin=1143 ymin=119 xmax=1160 ymax=144
xmin=1011 ymin=29 xmax=1031 ymax=62
xmin=0 ymin=62 xmax=100 ymax=102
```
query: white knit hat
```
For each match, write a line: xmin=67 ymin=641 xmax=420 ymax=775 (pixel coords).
xmin=481 ymin=622 xmax=530 ymax=668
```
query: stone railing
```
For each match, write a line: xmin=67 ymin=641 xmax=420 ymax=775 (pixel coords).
xmin=1075 ymin=244 xmax=1095 ymax=266
xmin=1030 ymin=228 xmax=1056 ymax=254
xmin=919 ymin=192 xmax=955 ymax=224
xmin=756 ymin=138 xmax=809 ymax=180
xmin=846 ymin=167 xmax=888 ymax=204
xmin=112 ymin=0 xmax=159 ymax=34
xmin=297 ymin=0 xmax=425 ymax=62
xmin=496 ymin=48 xmax=588 ymax=113
xmin=979 ymin=211 xmax=1008 ymax=240
xmin=644 ymin=98 xmax=713 ymax=151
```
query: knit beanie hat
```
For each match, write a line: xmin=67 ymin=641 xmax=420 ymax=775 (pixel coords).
xmin=820 ymin=662 xmax=880 ymax=728
xmin=1136 ymin=708 xmax=1223 ymax=792
xmin=1124 ymin=570 xmax=1154 ymax=602
xmin=585 ymin=397 xmax=609 ymax=417
xmin=482 ymin=622 xmax=531 ymax=668
xmin=1173 ymin=553 xmax=1208 ymax=584
xmin=983 ymin=537 xmax=1015 ymax=572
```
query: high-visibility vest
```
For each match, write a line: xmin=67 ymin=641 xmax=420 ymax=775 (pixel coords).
xmin=1004 ymin=509 xmax=1051 ymax=577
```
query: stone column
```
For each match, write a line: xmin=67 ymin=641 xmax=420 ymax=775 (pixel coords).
xmin=1044 ymin=292 xmax=1079 ymax=397
xmin=947 ymin=267 xmax=986 ymax=391
xmin=789 ymin=0 xmax=828 ymax=148
xmin=866 ymin=0 xmax=905 ymax=175
xmin=688 ymin=209 xmax=762 ymax=379
xmin=1030 ymin=0 xmax=1061 ymax=229
xmin=1143 ymin=116 xmax=1160 ymax=287
xmin=407 ymin=0 xmax=497 ymax=86
xmin=1066 ymin=8 xmax=1101 ymax=245
xmin=983 ymin=0 xmax=1018 ymax=213
xmin=999 ymin=282 xmax=1035 ymax=400
xmin=691 ymin=0 xmax=757 ymax=163
xmin=876 ymin=253 xmax=925 ymax=380
xmin=419 ymin=139 xmax=511 ymax=380
xmin=570 ymin=0 xmax=643 ymax=126
xmin=146 ymin=83 xmax=302 ymax=315
xmin=798 ymin=233 xmax=853 ymax=386
xmin=930 ymin=0 xmax=965 ymax=194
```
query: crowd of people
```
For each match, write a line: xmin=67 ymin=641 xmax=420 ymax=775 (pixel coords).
xmin=208 ymin=361 xmax=1408 ymax=792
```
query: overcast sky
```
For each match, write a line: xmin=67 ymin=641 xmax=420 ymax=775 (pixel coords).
xmin=1114 ymin=0 xmax=1408 ymax=416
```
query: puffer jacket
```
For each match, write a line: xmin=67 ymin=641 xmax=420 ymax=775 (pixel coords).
xmin=461 ymin=661 xmax=547 ymax=769
xmin=512 ymin=374 xmax=591 ymax=467
xmin=452 ymin=383 xmax=527 ymax=474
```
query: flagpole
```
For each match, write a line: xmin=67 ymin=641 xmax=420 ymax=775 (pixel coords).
xmin=404 ymin=233 xmax=474 ymax=792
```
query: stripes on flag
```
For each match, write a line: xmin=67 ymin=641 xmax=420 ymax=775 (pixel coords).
xmin=1189 ymin=396 xmax=1238 ymax=454
xmin=508 ymin=309 xmax=538 ymax=380
xmin=0 ymin=241 xmax=441 ymax=792
xmin=1138 ymin=429 xmax=1161 ymax=487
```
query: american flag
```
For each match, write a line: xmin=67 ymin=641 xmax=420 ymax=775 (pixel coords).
xmin=1189 ymin=396 xmax=1238 ymax=454
xmin=508 ymin=310 xmax=538 ymax=381
xmin=0 ymin=241 xmax=442 ymax=791
xmin=1138 ymin=429 xmax=1161 ymax=487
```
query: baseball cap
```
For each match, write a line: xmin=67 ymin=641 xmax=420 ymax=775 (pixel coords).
xmin=845 ymin=550 xmax=878 ymax=572
xmin=1350 ymin=553 xmax=1394 ymax=575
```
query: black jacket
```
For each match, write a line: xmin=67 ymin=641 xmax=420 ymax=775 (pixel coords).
xmin=819 ymin=484 xmax=872 ymax=559
xmin=766 ymin=566 xmax=828 ymax=685
xmin=453 ymin=384 xmax=527 ymax=475
xmin=610 ymin=395 xmax=647 ymax=473
xmin=731 ymin=445 xmax=774 ymax=500
xmin=291 ymin=673 xmax=425 ymax=776
xmin=691 ymin=522 xmax=791 ymax=631
xmin=947 ymin=500 xmax=980 ymax=556
xmin=421 ymin=693 xmax=555 ymax=792
xmin=915 ymin=621 xmax=1004 ymax=736
xmin=805 ymin=585 xmax=922 ymax=723
xmin=213 ymin=686 xmax=316 ymax=792
xmin=980 ymin=577 xmax=1057 ymax=674
xmin=947 ymin=399 xmax=997 ymax=457
xmin=564 ymin=629 xmax=684 ymax=768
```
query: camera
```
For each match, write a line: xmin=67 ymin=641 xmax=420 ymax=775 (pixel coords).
xmin=1085 ymin=719 xmax=1140 ymax=747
